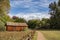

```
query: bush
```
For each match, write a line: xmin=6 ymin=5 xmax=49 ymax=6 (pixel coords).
xmin=0 ymin=20 xmax=5 ymax=31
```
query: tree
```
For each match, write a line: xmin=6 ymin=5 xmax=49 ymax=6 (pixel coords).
xmin=27 ymin=19 xmax=41 ymax=29
xmin=27 ymin=18 xmax=50 ymax=29
xmin=0 ymin=0 xmax=11 ymax=31
xmin=12 ymin=16 xmax=27 ymax=23
xmin=0 ymin=0 xmax=10 ymax=13
xmin=49 ymin=0 xmax=60 ymax=29
xmin=0 ymin=0 xmax=11 ymax=23
xmin=40 ymin=18 xmax=50 ymax=29
xmin=58 ymin=0 xmax=60 ymax=6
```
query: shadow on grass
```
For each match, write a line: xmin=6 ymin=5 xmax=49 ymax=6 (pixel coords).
xmin=36 ymin=29 xmax=60 ymax=31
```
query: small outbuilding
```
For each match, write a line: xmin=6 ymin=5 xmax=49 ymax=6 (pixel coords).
xmin=6 ymin=22 xmax=28 ymax=31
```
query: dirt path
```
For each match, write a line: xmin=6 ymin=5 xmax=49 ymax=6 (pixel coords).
xmin=37 ymin=31 xmax=46 ymax=40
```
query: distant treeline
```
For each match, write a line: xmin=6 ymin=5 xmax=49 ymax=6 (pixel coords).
xmin=28 ymin=0 xmax=60 ymax=29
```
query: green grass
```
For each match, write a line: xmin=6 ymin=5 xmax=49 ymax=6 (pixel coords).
xmin=32 ymin=31 xmax=37 ymax=40
xmin=40 ymin=30 xmax=60 ymax=40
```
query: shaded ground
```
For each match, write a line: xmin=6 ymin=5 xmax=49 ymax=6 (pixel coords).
xmin=37 ymin=31 xmax=46 ymax=40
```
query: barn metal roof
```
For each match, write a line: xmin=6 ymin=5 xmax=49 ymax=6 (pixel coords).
xmin=6 ymin=22 xmax=28 ymax=27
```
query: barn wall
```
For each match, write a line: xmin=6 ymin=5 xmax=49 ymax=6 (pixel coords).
xmin=16 ymin=27 xmax=21 ymax=31
xmin=6 ymin=25 xmax=27 ymax=31
xmin=16 ymin=26 xmax=25 ymax=31
xmin=6 ymin=26 xmax=14 ymax=31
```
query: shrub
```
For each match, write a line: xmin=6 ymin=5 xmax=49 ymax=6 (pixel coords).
xmin=0 ymin=20 xmax=5 ymax=31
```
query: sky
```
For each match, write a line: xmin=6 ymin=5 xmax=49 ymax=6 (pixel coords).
xmin=9 ymin=0 xmax=58 ymax=20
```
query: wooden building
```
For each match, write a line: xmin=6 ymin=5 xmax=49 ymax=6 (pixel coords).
xmin=6 ymin=22 xmax=28 ymax=31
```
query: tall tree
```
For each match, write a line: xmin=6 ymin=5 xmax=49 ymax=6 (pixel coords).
xmin=0 ymin=0 xmax=10 ymax=13
xmin=0 ymin=0 xmax=11 ymax=23
xmin=49 ymin=0 xmax=60 ymax=29
xmin=58 ymin=0 xmax=60 ymax=6
xmin=0 ymin=0 xmax=11 ymax=31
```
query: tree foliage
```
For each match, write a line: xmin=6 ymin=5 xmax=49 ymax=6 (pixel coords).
xmin=0 ymin=0 xmax=10 ymax=13
xmin=0 ymin=0 xmax=11 ymax=31
xmin=0 ymin=20 xmax=5 ymax=31
xmin=28 ymin=19 xmax=41 ymax=29
xmin=40 ymin=18 xmax=50 ymax=29
xmin=49 ymin=0 xmax=60 ymax=29
xmin=0 ymin=0 xmax=12 ymax=23
xmin=12 ymin=16 xmax=27 ymax=23
xmin=27 ymin=18 xmax=50 ymax=29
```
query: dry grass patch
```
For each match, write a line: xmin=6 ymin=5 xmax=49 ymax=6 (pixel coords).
xmin=0 ymin=30 xmax=32 ymax=40
xmin=40 ymin=30 xmax=60 ymax=40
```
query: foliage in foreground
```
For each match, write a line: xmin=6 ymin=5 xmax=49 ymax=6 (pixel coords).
xmin=0 ymin=0 xmax=13 ymax=31
xmin=0 ymin=20 xmax=5 ymax=31
xmin=0 ymin=30 xmax=35 ymax=40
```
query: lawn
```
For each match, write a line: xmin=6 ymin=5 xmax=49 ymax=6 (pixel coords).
xmin=40 ymin=30 xmax=60 ymax=40
xmin=32 ymin=31 xmax=37 ymax=40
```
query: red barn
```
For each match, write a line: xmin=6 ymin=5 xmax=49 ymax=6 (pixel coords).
xmin=6 ymin=22 xmax=28 ymax=31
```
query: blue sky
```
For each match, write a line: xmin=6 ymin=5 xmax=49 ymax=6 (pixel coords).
xmin=9 ymin=0 xmax=57 ymax=20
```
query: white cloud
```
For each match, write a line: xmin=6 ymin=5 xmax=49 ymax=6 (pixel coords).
xmin=8 ymin=12 xmax=50 ymax=20
xmin=10 ymin=0 xmax=57 ymax=8
xmin=8 ymin=13 xmax=13 ymax=18
xmin=9 ymin=0 xmax=57 ymax=20
xmin=10 ymin=0 xmax=57 ymax=13
xmin=10 ymin=0 xmax=49 ymax=13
